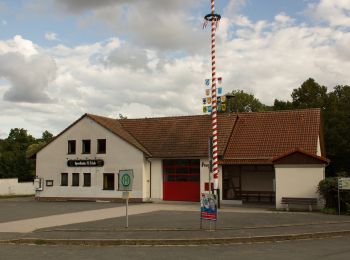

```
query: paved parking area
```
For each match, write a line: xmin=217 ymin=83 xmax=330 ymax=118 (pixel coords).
xmin=0 ymin=197 xmax=349 ymax=240
xmin=0 ymin=197 xmax=124 ymax=223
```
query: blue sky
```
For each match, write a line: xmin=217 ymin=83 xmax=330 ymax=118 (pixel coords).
xmin=0 ymin=0 xmax=350 ymax=138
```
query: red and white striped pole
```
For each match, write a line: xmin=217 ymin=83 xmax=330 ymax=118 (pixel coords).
xmin=210 ymin=0 xmax=219 ymax=190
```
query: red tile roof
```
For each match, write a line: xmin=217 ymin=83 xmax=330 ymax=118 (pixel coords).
xmin=87 ymin=109 xmax=323 ymax=162
xmin=86 ymin=114 xmax=151 ymax=156
xmin=34 ymin=108 xmax=324 ymax=164
xmin=119 ymin=113 xmax=237 ymax=158
xmin=221 ymin=109 xmax=322 ymax=164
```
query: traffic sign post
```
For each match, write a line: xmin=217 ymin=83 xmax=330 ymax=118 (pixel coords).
xmin=118 ymin=170 xmax=134 ymax=228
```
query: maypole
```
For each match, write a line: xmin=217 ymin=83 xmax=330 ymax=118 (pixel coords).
xmin=204 ymin=0 xmax=221 ymax=191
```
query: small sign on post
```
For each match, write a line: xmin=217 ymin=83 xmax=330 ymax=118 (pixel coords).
xmin=118 ymin=170 xmax=134 ymax=228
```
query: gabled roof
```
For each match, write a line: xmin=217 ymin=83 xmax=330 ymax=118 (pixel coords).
xmin=34 ymin=108 xmax=325 ymax=164
xmin=272 ymin=148 xmax=330 ymax=165
xmin=33 ymin=113 xmax=151 ymax=157
xmin=86 ymin=114 xmax=151 ymax=156
xmin=221 ymin=108 xmax=322 ymax=164
xmin=119 ymin=113 xmax=237 ymax=158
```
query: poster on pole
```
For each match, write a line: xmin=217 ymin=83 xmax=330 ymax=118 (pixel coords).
xmin=200 ymin=193 xmax=217 ymax=221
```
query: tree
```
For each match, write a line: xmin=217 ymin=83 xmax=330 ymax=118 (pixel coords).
xmin=323 ymin=85 xmax=350 ymax=175
xmin=273 ymin=99 xmax=294 ymax=111
xmin=0 ymin=128 xmax=37 ymax=181
xmin=227 ymin=90 xmax=268 ymax=112
xmin=291 ymin=78 xmax=328 ymax=109
xmin=41 ymin=130 xmax=53 ymax=143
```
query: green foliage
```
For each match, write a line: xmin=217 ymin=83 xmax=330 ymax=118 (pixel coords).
xmin=0 ymin=129 xmax=53 ymax=181
xmin=320 ymin=207 xmax=337 ymax=215
xmin=291 ymin=78 xmax=328 ymax=109
xmin=273 ymin=99 xmax=294 ymax=111
xmin=318 ymin=178 xmax=338 ymax=208
xmin=318 ymin=177 xmax=350 ymax=213
xmin=228 ymin=90 xmax=269 ymax=112
xmin=41 ymin=130 xmax=53 ymax=143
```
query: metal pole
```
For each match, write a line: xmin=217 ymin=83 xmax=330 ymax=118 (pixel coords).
xmin=126 ymin=198 xmax=129 ymax=228
xmin=338 ymin=178 xmax=341 ymax=215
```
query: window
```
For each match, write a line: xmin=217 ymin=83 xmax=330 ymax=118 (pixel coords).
xmin=46 ymin=180 xmax=53 ymax=187
xmin=82 ymin=140 xmax=91 ymax=154
xmin=72 ymin=173 xmax=79 ymax=186
xmin=61 ymin=173 xmax=68 ymax=186
xmin=103 ymin=173 xmax=114 ymax=190
xmin=97 ymin=139 xmax=106 ymax=154
xmin=68 ymin=140 xmax=76 ymax=154
xmin=84 ymin=173 xmax=91 ymax=187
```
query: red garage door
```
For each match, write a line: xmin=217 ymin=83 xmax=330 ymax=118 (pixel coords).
xmin=163 ymin=159 xmax=200 ymax=202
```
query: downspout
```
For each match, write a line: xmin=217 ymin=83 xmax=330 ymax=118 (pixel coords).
xmin=147 ymin=158 xmax=152 ymax=200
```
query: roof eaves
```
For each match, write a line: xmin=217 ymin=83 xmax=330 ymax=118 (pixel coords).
xmin=86 ymin=114 xmax=152 ymax=157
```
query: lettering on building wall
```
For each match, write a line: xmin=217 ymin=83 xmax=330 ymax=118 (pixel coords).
xmin=201 ymin=162 xmax=209 ymax=168
xmin=67 ymin=159 xmax=104 ymax=167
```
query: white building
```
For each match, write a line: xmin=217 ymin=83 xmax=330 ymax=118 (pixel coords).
xmin=34 ymin=108 xmax=329 ymax=208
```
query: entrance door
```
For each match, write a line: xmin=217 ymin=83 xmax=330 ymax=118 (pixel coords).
xmin=163 ymin=159 xmax=200 ymax=202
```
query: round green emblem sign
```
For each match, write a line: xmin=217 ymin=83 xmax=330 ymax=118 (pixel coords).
xmin=121 ymin=174 xmax=131 ymax=187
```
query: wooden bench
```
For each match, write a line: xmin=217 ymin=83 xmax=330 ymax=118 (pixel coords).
xmin=241 ymin=191 xmax=275 ymax=202
xmin=281 ymin=197 xmax=318 ymax=211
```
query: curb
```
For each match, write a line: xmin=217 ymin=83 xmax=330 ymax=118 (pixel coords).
xmin=1 ymin=230 xmax=350 ymax=246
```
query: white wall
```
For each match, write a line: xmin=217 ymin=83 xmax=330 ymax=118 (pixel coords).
xmin=200 ymin=158 xmax=222 ymax=200
xmin=317 ymin=136 xmax=321 ymax=156
xmin=275 ymin=165 xmax=325 ymax=209
xmin=36 ymin=117 xmax=146 ymax=200
xmin=0 ymin=178 xmax=34 ymax=196
xmin=149 ymin=159 xmax=162 ymax=200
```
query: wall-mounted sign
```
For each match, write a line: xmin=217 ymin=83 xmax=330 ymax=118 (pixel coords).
xmin=67 ymin=159 xmax=104 ymax=167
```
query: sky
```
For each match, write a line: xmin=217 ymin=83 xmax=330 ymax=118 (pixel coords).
xmin=0 ymin=0 xmax=350 ymax=138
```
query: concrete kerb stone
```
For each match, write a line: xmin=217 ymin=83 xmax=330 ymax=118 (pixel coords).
xmin=40 ymin=220 xmax=350 ymax=233
xmin=1 ymin=230 xmax=350 ymax=246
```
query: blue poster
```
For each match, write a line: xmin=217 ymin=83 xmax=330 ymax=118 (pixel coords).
xmin=200 ymin=193 xmax=217 ymax=221
xmin=208 ymin=106 xmax=212 ymax=113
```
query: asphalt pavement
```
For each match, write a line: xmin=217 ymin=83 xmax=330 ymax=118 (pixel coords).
xmin=0 ymin=197 xmax=350 ymax=246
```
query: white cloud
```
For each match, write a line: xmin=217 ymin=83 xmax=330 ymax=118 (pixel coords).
xmin=51 ymin=0 xmax=206 ymax=52
xmin=1 ymin=1 xmax=350 ymax=138
xmin=45 ymin=32 xmax=58 ymax=41
xmin=308 ymin=0 xmax=350 ymax=27
xmin=0 ymin=36 xmax=56 ymax=103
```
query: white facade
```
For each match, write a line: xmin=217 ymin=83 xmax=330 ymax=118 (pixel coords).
xmin=36 ymin=117 xmax=148 ymax=201
xmin=275 ymin=164 xmax=325 ymax=209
